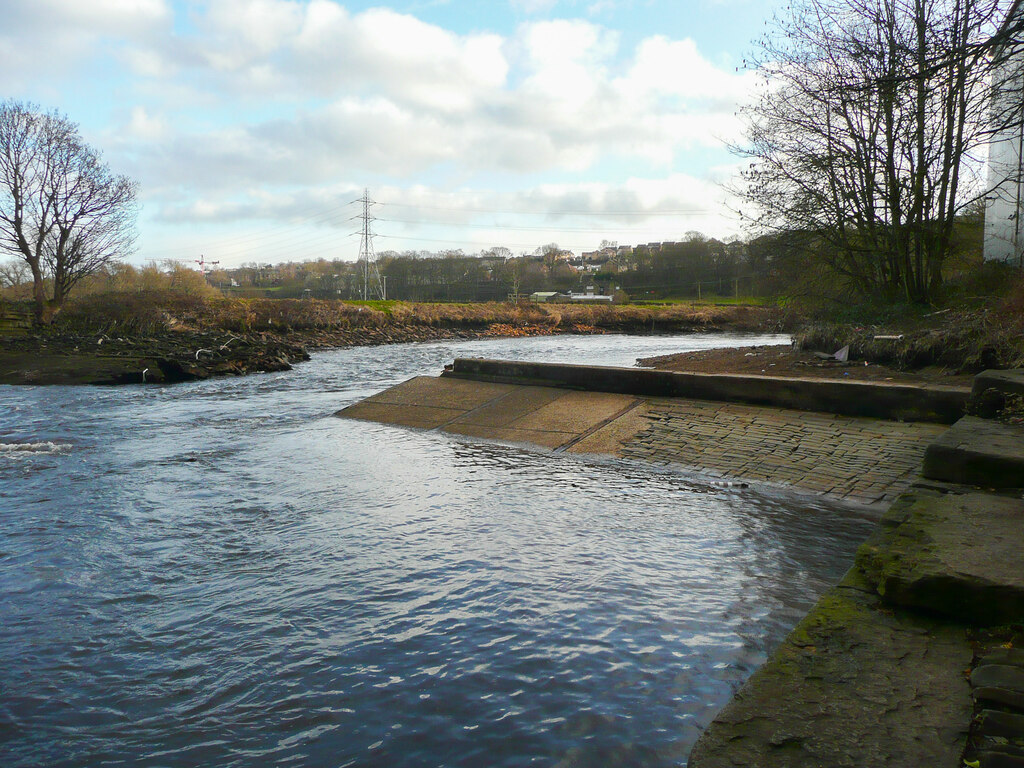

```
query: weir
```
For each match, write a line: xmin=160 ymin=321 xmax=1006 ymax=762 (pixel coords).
xmin=337 ymin=360 xmax=1024 ymax=767
xmin=338 ymin=358 xmax=966 ymax=507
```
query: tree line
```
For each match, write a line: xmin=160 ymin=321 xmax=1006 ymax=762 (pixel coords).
xmin=3 ymin=0 xmax=1023 ymax=320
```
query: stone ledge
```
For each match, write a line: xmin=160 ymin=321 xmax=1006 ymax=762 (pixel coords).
xmin=686 ymin=568 xmax=973 ymax=768
xmin=444 ymin=358 xmax=969 ymax=423
xmin=922 ymin=416 xmax=1024 ymax=488
xmin=855 ymin=490 xmax=1024 ymax=626
xmin=971 ymin=368 xmax=1024 ymax=417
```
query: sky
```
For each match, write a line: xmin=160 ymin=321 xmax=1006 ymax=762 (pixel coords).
xmin=0 ymin=0 xmax=782 ymax=268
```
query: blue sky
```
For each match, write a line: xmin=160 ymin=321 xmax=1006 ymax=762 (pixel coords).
xmin=1 ymin=0 xmax=782 ymax=267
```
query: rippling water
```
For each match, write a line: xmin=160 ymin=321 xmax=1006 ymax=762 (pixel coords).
xmin=0 ymin=333 xmax=874 ymax=767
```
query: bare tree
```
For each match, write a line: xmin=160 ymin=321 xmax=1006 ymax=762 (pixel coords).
xmin=0 ymin=257 xmax=30 ymax=289
xmin=738 ymin=0 xmax=1022 ymax=303
xmin=0 ymin=100 xmax=137 ymax=323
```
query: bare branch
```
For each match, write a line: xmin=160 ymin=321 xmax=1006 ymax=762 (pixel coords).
xmin=0 ymin=100 xmax=137 ymax=322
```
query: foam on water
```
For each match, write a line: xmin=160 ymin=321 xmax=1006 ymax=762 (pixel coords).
xmin=0 ymin=441 xmax=72 ymax=455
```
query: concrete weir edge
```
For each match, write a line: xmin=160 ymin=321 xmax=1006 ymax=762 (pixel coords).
xmin=443 ymin=357 xmax=969 ymax=424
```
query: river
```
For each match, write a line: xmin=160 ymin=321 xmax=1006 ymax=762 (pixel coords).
xmin=0 ymin=332 xmax=875 ymax=767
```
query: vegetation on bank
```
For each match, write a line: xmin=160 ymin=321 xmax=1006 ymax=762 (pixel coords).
xmin=0 ymin=291 xmax=788 ymax=385
xmin=39 ymin=290 xmax=786 ymax=338
xmin=793 ymin=264 xmax=1024 ymax=373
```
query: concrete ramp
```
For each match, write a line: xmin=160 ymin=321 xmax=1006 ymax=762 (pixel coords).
xmin=338 ymin=376 xmax=649 ymax=454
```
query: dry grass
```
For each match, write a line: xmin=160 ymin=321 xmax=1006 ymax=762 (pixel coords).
xmin=52 ymin=293 xmax=785 ymax=337
xmin=795 ymin=276 xmax=1024 ymax=373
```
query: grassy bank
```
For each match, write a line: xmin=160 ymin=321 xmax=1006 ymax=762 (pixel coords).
xmin=46 ymin=291 xmax=789 ymax=338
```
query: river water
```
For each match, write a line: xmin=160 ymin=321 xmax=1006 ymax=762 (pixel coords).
xmin=0 ymin=333 xmax=874 ymax=768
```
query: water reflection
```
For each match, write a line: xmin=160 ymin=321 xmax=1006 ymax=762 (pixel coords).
xmin=0 ymin=333 xmax=872 ymax=768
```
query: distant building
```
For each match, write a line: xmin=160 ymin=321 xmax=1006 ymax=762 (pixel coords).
xmin=984 ymin=0 xmax=1024 ymax=264
xmin=568 ymin=289 xmax=613 ymax=303
xmin=529 ymin=291 xmax=566 ymax=303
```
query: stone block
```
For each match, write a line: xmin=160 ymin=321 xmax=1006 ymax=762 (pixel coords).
xmin=446 ymin=358 xmax=969 ymax=423
xmin=975 ymin=686 xmax=1024 ymax=712
xmin=922 ymin=416 xmax=1024 ymax=488
xmin=973 ymin=665 xmax=1024 ymax=693
xmin=971 ymin=369 xmax=1024 ymax=418
xmin=977 ymin=709 xmax=1024 ymax=740
xmin=856 ymin=490 xmax=1024 ymax=625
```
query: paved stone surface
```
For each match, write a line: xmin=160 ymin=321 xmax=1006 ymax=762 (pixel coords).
xmin=620 ymin=398 xmax=946 ymax=506
xmin=687 ymin=568 xmax=973 ymax=768
xmin=923 ymin=416 xmax=1024 ymax=488
xmin=340 ymin=377 xmax=946 ymax=505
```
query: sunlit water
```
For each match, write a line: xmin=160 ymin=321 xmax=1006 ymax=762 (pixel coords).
xmin=0 ymin=333 xmax=874 ymax=767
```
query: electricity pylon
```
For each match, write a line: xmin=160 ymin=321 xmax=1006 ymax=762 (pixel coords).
xmin=354 ymin=189 xmax=385 ymax=300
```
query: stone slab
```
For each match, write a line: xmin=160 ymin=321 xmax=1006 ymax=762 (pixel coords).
xmin=687 ymin=568 xmax=973 ymax=768
xmin=337 ymin=376 xmax=644 ymax=453
xmin=922 ymin=416 xmax=1024 ymax=488
xmin=506 ymin=390 xmax=637 ymax=435
xmin=338 ymin=400 xmax=467 ymax=430
xmin=441 ymin=423 xmax=578 ymax=450
xmin=358 ymin=375 xmax=515 ymax=410
xmin=973 ymin=369 xmax=1024 ymax=399
xmin=564 ymin=401 xmax=650 ymax=456
xmin=856 ymin=490 xmax=1024 ymax=625
xmin=445 ymin=385 xmax=566 ymax=429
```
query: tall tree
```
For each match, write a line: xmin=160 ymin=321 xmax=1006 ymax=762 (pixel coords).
xmin=0 ymin=100 xmax=137 ymax=323
xmin=738 ymin=0 xmax=1021 ymax=303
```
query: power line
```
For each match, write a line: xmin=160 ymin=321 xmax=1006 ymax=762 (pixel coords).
xmin=140 ymin=204 xmax=353 ymax=258
xmin=376 ymin=217 xmax=702 ymax=233
xmin=380 ymin=202 xmax=712 ymax=216
xmin=374 ymin=233 xmax=596 ymax=250
xmin=136 ymin=193 xmax=726 ymax=265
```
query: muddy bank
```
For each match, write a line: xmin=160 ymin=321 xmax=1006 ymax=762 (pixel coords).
xmin=639 ymin=344 xmax=976 ymax=387
xmin=0 ymin=298 xmax=788 ymax=386
xmin=0 ymin=323 xmax=614 ymax=385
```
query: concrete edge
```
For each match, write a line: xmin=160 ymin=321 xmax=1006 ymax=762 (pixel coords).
xmin=444 ymin=358 xmax=970 ymax=424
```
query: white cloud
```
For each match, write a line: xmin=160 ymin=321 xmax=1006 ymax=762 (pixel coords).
xmin=36 ymin=0 xmax=170 ymax=34
xmin=107 ymin=7 xmax=753 ymax=210
xmin=621 ymin=35 xmax=756 ymax=106
xmin=0 ymin=0 xmax=172 ymax=87
xmin=510 ymin=0 xmax=560 ymax=13
xmin=2 ymin=0 xmax=758 ymax=261
xmin=125 ymin=106 xmax=169 ymax=141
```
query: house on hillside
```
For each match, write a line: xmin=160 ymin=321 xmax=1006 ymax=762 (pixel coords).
xmin=984 ymin=0 xmax=1024 ymax=265
xmin=529 ymin=291 xmax=567 ymax=303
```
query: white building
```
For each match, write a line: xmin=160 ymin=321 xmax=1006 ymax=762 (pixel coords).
xmin=985 ymin=0 xmax=1024 ymax=265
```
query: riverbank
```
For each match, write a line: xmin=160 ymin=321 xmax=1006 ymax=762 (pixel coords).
xmin=639 ymin=344 xmax=976 ymax=386
xmin=0 ymin=295 xmax=786 ymax=385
